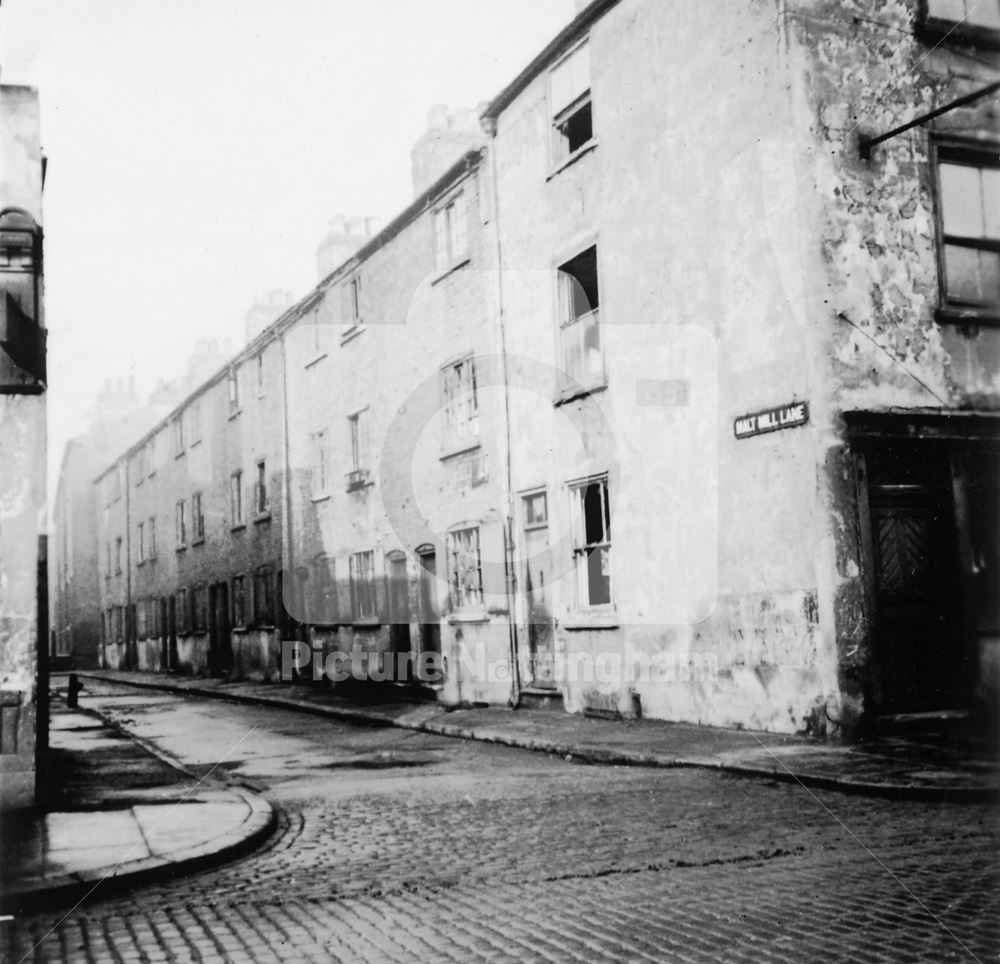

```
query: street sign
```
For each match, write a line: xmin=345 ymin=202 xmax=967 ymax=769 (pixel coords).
xmin=734 ymin=401 xmax=809 ymax=439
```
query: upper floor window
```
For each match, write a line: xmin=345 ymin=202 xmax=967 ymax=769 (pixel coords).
xmin=227 ymin=367 xmax=240 ymax=414
xmin=441 ymin=355 xmax=479 ymax=448
xmin=937 ymin=144 xmax=1000 ymax=320
xmin=173 ymin=416 xmax=185 ymax=455
xmin=569 ymin=475 xmax=612 ymax=609
xmin=924 ymin=0 xmax=1000 ymax=43
xmin=434 ymin=191 xmax=469 ymax=270
xmin=350 ymin=550 xmax=377 ymax=620
xmin=230 ymin=470 xmax=244 ymax=527
xmin=114 ymin=536 xmax=123 ymax=574
xmin=550 ymin=41 xmax=593 ymax=164
xmin=148 ymin=517 xmax=158 ymax=558
xmin=192 ymin=492 xmax=205 ymax=542
xmin=256 ymin=353 xmax=266 ymax=395
xmin=347 ymin=408 xmax=371 ymax=489
xmin=137 ymin=521 xmax=145 ymax=563
xmin=189 ymin=401 xmax=202 ymax=445
xmin=342 ymin=275 xmax=362 ymax=333
xmin=255 ymin=459 xmax=269 ymax=515
xmin=557 ymin=245 xmax=604 ymax=391
xmin=176 ymin=499 xmax=187 ymax=548
xmin=449 ymin=526 xmax=483 ymax=610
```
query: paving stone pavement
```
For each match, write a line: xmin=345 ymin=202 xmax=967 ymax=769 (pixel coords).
xmin=6 ymin=681 xmax=998 ymax=963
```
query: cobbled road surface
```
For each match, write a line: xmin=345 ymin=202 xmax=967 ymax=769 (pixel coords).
xmin=9 ymin=680 xmax=999 ymax=963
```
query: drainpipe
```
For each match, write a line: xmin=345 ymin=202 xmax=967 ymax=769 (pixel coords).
xmin=484 ymin=117 xmax=522 ymax=708
xmin=279 ymin=331 xmax=297 ymax=641
xmin=124 ymin=456 xmax=133 ymax=669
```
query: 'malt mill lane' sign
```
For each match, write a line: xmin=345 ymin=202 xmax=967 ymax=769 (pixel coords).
xmin=734 ymin=401 xmax=809 ymax=440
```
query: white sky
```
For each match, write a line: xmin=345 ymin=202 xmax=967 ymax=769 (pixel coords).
xmin=0 ymin=0 xmax=574 ymax=479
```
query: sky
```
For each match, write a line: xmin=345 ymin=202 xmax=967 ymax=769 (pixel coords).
xmin=0 ymin=0 xmax=575 ymax=481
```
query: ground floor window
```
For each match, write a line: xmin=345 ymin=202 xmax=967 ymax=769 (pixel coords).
xmin=350 ymin=550 xmax=377 ymax=620
xmin=448 ymin=526 xmax=483 ymax=610
xmin=569 ymin=475 xmax=612 ymax=608
xmin=254 ymin=567 xmax=275 ymax=626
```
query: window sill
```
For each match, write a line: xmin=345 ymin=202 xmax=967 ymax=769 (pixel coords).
xmin=228 ymin=409 xmax=242 ymax=421
xmin=305 ymin=352 xmax=328 ymax=370
xmin=447 ymin=611 xmax=490 ymax=624
xmin=174 ymin=451 xmax=185 ymax=460
xmin=190 ymin=439 xmax=202 ymax=448
xmin=137 ymin=560 xmax=145 ymax=568
xmin=562 ymin=613 xmax=619 ymax=631
xmin=341 ymin=324 xmax=365 ymax=345
xmin=175 ymin=546 xmax=186 ymax=553
xmin=191 ymin=537 xmax=205 ymax=547
xmin=346 ymin=474 xmax=373 ymax=493
xmin=439 ymin=440 xmax=481 ymax=461
xmin=554 ymin=381 xmax=608 ymax=407
xmin=230 ymin=523 xmax=247 ymax=533
xmin=254 ymin=512 xmax=272 ymax=524
xmin=431 ymin=255 xmax=471 ymax=286
xmin=311 ymin=492 xmax=331 ymax=504
xmin=352 ymin=618 xmax=381 ymax=628
xmin=546 ymin=138 xmax=598 ymax=182
xmin=935 ymin=307 xmax=1000 ymax=328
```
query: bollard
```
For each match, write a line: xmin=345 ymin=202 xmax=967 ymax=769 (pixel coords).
xmin=67 ymin=673 xmax=82 ymax=708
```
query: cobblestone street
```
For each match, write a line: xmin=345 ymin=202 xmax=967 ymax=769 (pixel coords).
xmin=9 ymin=682 xmax=999 ymax=963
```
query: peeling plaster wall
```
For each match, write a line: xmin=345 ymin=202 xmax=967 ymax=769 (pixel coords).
xmin=492 ymin=0 xmax=841 ymax=734
xmin=787 ymin=0 xmax=1000 ymax=728
xmin=0 ymin=85 xmax=45 ymax=810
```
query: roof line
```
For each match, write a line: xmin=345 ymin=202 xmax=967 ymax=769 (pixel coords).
xmin=97 ymin=148 xmax=486 ymax=471
xmin=480 ymin=0 xmax=621 ymax=123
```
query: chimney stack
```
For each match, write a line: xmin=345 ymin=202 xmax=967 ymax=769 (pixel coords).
xmin=410 ymin=104 xmax=485 ymax=198
xmin=315 ymin=213 xmax=379 ymax=282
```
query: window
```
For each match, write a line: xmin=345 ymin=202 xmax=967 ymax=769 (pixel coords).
xmin=176 ymin=499 xmax=187 ymax=548
xmin=925 ymin=0 xmax=1000 ymax=34
xmin=232 ymin=574 xmax=248 ymax=628
xmin=937 ymin=145 xmax=1000 ymax=318
xmin=114 ymin=536 xmax=122 ymax=574
xmin=350 ymin=550 xmax=377 ymax=620
xmin=173 ymin=416 xmax=185 ymax=455
xmin=311 ymin=429 xmax=330 ymax=496
xmin=557 ymin=245 xmax=604 ymax=390
xmin=256 ymin=353 xmax=265 ymax=395
xmin=441 ymin=356 xmax=479 ymax=447
xmin=148 ymin=436 xmax=157 ymax=477
xmin=342 ymin=275 xmax=362 ymax=332
xmin=137 ymin=598 xmax=149 ymax=639
xmin=311 ymin=554 xmax=337 ymax=623
xmin=105 ymin=542 xmax=111 ymax=578
xmin=148 ymin=517 xmax=157 ymax=559
xmin=177 ymin=588 xmax=190 ymax=634
xmin=227 ymin=367 xmax=240 ymax=414
xmin=137 ymin=522 xmax=145 ymax=563
xmin=255 ymin=460 xmax=269 ymax=515
xmin=569 ymin=476 xmax=612 ymax=608
xmin=347 ymin=409 xmax=371 ymax=488
xmin=135 ymin=447 xmax=146 ymax=484
xmin=192 ymin=492 xmax=205 ymax=541
xmin=449 ymin=527 xmax=483 ymax=610
xmin=192 ymin=585 xmax=208 ymax=633
xmin=230 ymin=470 xmax=244 ymax=526
xmin=434 ymin=192 xmax=469 ymax=270
xmin=523 ymin=490 xmax=548 ymax=529
xmin=189 ymin=401 xmax=201 ymax=445
xmin=550 ymin=42 xmax=592 ymax=163
xmin=254 ymin=567 xmax=275 ymax=626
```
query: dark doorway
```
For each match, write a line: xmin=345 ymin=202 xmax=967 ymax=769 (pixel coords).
xmin=209 ymin=582 xmax=232 ymax=675
xmin=388 ymin=554 xmax=411 ymax=682
xmin=862 ymin=441 xmax=968 ymax=714
xmin=417 ymin=548 xmax=441 ymax=682
xmin=159 ymin=597 xmax=168 ymax=671
xmin=167 ymin=596 xmax=178 ymax=670
xmin=522 ymin=491 xmax=557 ymax=688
